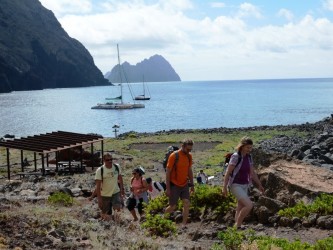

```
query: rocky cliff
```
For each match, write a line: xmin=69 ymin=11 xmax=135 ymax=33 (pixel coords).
xmin=105 ymin=54 xmax=181 ymax=83
xmin=0 ymin=0 xmax=109 ymax=93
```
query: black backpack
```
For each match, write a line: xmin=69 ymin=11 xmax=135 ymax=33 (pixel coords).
xmin=224 ymin=153 xmax=234 ymax=165
xmin=162 ymin=146 xmax=179 ymax=171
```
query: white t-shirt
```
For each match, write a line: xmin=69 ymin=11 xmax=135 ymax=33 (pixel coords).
xmin=148 ymin=181 xmax=164 ymax=199
xmin=197 ymin=172 xmax=207 ymax=183
xmin=95 ymin=164 xmax=121 ymax=197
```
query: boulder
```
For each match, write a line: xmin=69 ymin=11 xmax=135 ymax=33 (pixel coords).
xmin=255 ymin=206 xmax=272 ymax=224
xmin=257 ymin=196 xmax=287 ymax=213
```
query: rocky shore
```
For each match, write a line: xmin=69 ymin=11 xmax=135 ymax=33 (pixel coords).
xmin=1 ymin=115 xmax=333 ymax=249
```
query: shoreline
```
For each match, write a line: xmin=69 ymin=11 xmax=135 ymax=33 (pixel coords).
xmin=118 ymin=114 xmax=333 ymax=138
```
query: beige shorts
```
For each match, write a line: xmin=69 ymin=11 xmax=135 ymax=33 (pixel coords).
xmin=230 ymin=183 xmax=249 ymax=200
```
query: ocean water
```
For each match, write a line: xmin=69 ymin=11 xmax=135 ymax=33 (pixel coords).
xmin=0 ymin=78 xmax=333 ymax=138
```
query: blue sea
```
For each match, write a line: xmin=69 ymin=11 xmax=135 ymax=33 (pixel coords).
xmin=0 ymin=78 xmax=333 ymax=138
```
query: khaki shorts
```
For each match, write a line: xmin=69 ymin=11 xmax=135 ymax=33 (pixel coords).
xmin=230 ymin=183 xmax=249 ymax=200
xmin=101 ymin=192 xmax=122 ymax=215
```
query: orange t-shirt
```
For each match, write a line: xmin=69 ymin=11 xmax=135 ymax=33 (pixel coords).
xmin=167 ymin=150 xmax=192 ymax=187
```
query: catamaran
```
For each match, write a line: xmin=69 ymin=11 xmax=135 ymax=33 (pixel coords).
xmin=91 ymin=44 xmax=144 ymax=109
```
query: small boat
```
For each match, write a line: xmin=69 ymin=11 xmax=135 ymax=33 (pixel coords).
xmin=91 ymin=44 xmax=144 ymax=110
xmin=135 ymin=76 xmax=151 ymax=100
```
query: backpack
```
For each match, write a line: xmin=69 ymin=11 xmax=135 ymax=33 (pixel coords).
xmin=224 ymin=153 xmax=233 ymax=165
xmin=153 ymin=181 xmax=164 ymax=192
xmin=162 ymin=146 xmax=179 ymax=171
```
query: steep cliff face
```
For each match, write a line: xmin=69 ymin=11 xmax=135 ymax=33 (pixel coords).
xmin=105 ymin=54 xmax=181 ymax=83
xmin=0 ymin=0 xmax=109 ymax=93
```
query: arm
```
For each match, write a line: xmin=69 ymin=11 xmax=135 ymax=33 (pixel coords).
xmin=141 ymin=179 xmax=149 ymax=192
xmin=118 ymin=174 xmax=125 ymax=196
xmin=222 ymin=164 xmax=236 ymax=196
xmin=250 ymin=167 xmax=264 ymax=193
xmin=95 ymin=179 xmax=102 ymax=209
xmin=188 ymin=167 xmax=194 ymax=192
xmin=165 ymin=167 xmax=172 ymax=197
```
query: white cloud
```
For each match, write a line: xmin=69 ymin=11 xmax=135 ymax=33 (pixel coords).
xmin=324 ymin=0 xmax=333 ymax=11
xmin=277 ymin=8 xmax=294 ymax=21
xmin=236 ymin=2 xmax=262 ymax=19
xmin=39 ymin=0 xmax=333 ymax=80
xmin=210 ymin=2 xmax=226 ymax=8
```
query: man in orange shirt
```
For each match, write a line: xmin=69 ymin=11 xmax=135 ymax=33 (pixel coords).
xmin=165 ymin=138 xmax=194 ymax=228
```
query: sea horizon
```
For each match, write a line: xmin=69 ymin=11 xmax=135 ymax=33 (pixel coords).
xmin=1 ymin=77 xmax=333 ymax=138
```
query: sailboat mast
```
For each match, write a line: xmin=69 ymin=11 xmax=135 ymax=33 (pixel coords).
xmin=143 ymin=75 xmax=145 ymax=97
xmin=117 ymin=44 xmax=123 ymax=104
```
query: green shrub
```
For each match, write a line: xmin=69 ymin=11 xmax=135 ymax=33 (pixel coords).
xmin=213 ymin=228 xmax=333 ymax=250
xmin=213 ymin=227 xmax=255 ymax=250
xmin=190 ymin=185 xmax=236 ymax=216
xmin=314 ymin=236 xmax=333 ymax=249
xmin=254 ymin=236 xmax=312 ymax=250
xmin=278 ymin=201 xmax=309 ymax=218
xmin=144 ymin=193 xmax=169 ymax=215
xmin=278 ymin=194 xmax=333 ymax=219
xmin=141 ymin=214 xmax=177 ymax=237
xmin=48 ymin=192 xmax=73 ymax=206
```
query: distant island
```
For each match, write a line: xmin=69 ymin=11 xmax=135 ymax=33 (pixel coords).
xmin=0 ymin=0 xmax=109 ymax=93
xmin=104 ymin=55 xmax=181 ymax=83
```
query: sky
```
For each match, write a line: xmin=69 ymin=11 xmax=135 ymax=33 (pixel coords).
xmin=39 ymin=0 xmax=333 ymax=81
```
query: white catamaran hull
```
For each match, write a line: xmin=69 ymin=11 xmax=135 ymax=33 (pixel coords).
xmin=91 ymin=103 xmax=144 ymax=109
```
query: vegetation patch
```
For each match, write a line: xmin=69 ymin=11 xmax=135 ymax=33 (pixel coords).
xmin=212 ymin=227 xmax=333 ymax=250
xmin=47 ymin=191 xmax=74 ymax=206
xmin=278 ymin=193 xmax=333 ymax=219
xmin=141 ymin=214 xmax=177 ymax=237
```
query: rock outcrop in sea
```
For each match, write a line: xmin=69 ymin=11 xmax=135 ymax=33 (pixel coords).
xmin=105 ymin=54 xmax=181 ymax=83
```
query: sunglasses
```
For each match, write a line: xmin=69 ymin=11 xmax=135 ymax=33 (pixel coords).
xmin=105 ymin=158 xmax=113 ymax=162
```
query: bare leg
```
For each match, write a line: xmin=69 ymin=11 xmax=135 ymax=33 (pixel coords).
xmin=113 ymin=206 xmax=121 ymax=222
xmin=182 ymin=199 xmax=190 ymax=225
xmin=235 ymin=197 xmax=253 ymax=227
xmin=165 ymin=204 xmax=176 ymax=215
xmin=129 ymin=209 xmax=138 ymax=221
xmin=234 ymin=202 xmax=244 ymax=224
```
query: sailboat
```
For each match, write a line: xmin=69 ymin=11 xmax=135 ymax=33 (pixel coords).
xmin=135 ymin=76 xmax=151 ymax=100
xmin=91 ymin=45 xmax=144 ymax=110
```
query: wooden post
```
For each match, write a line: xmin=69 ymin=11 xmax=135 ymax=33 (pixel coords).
xmin=34 ymin=152 xmax=37 ymax=171
xmin=91 ymin=143 xmax=94 ymax=170
xmin=6 ymin=148 xmax=10 ymax=180
xmin=41 ymin=154 xmax=45 ymax=175
xmin=21 ymin=150 xmax=24 ymax=172
xmin=80 ymin=146 xmax=83 ymax=173
xmin=56 ymin=151 xmax=59 ymax=172
xmin=68 ymin=148 xmax=72 ymax=174
xmin=46 ymin=154 xmax=49 ymax=168
xmin=101 ymin=140 xmax=104 ymax=160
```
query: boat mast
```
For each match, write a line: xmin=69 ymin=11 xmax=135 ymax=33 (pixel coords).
xmin=117 ymin=44 xmax=123 ymax=104
xmin=143 ymin=75 xmax=145 ymax=97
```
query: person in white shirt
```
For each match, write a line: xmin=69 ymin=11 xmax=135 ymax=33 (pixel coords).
xmin=146 ymin=177 xmax=165 ymax=199
xmin=196 ymin=170 xmax=208 ymax=184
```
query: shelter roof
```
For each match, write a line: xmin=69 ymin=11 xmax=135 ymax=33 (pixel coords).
xmin=0 ymin=131 xmax=103 ymax=154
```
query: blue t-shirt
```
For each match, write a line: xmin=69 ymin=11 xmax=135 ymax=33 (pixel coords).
xmin=233 ymin=155 xmax=250 ymax=184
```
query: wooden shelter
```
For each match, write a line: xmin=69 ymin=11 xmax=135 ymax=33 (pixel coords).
xmin=0 ymin=131 xmax=104 ymax=180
